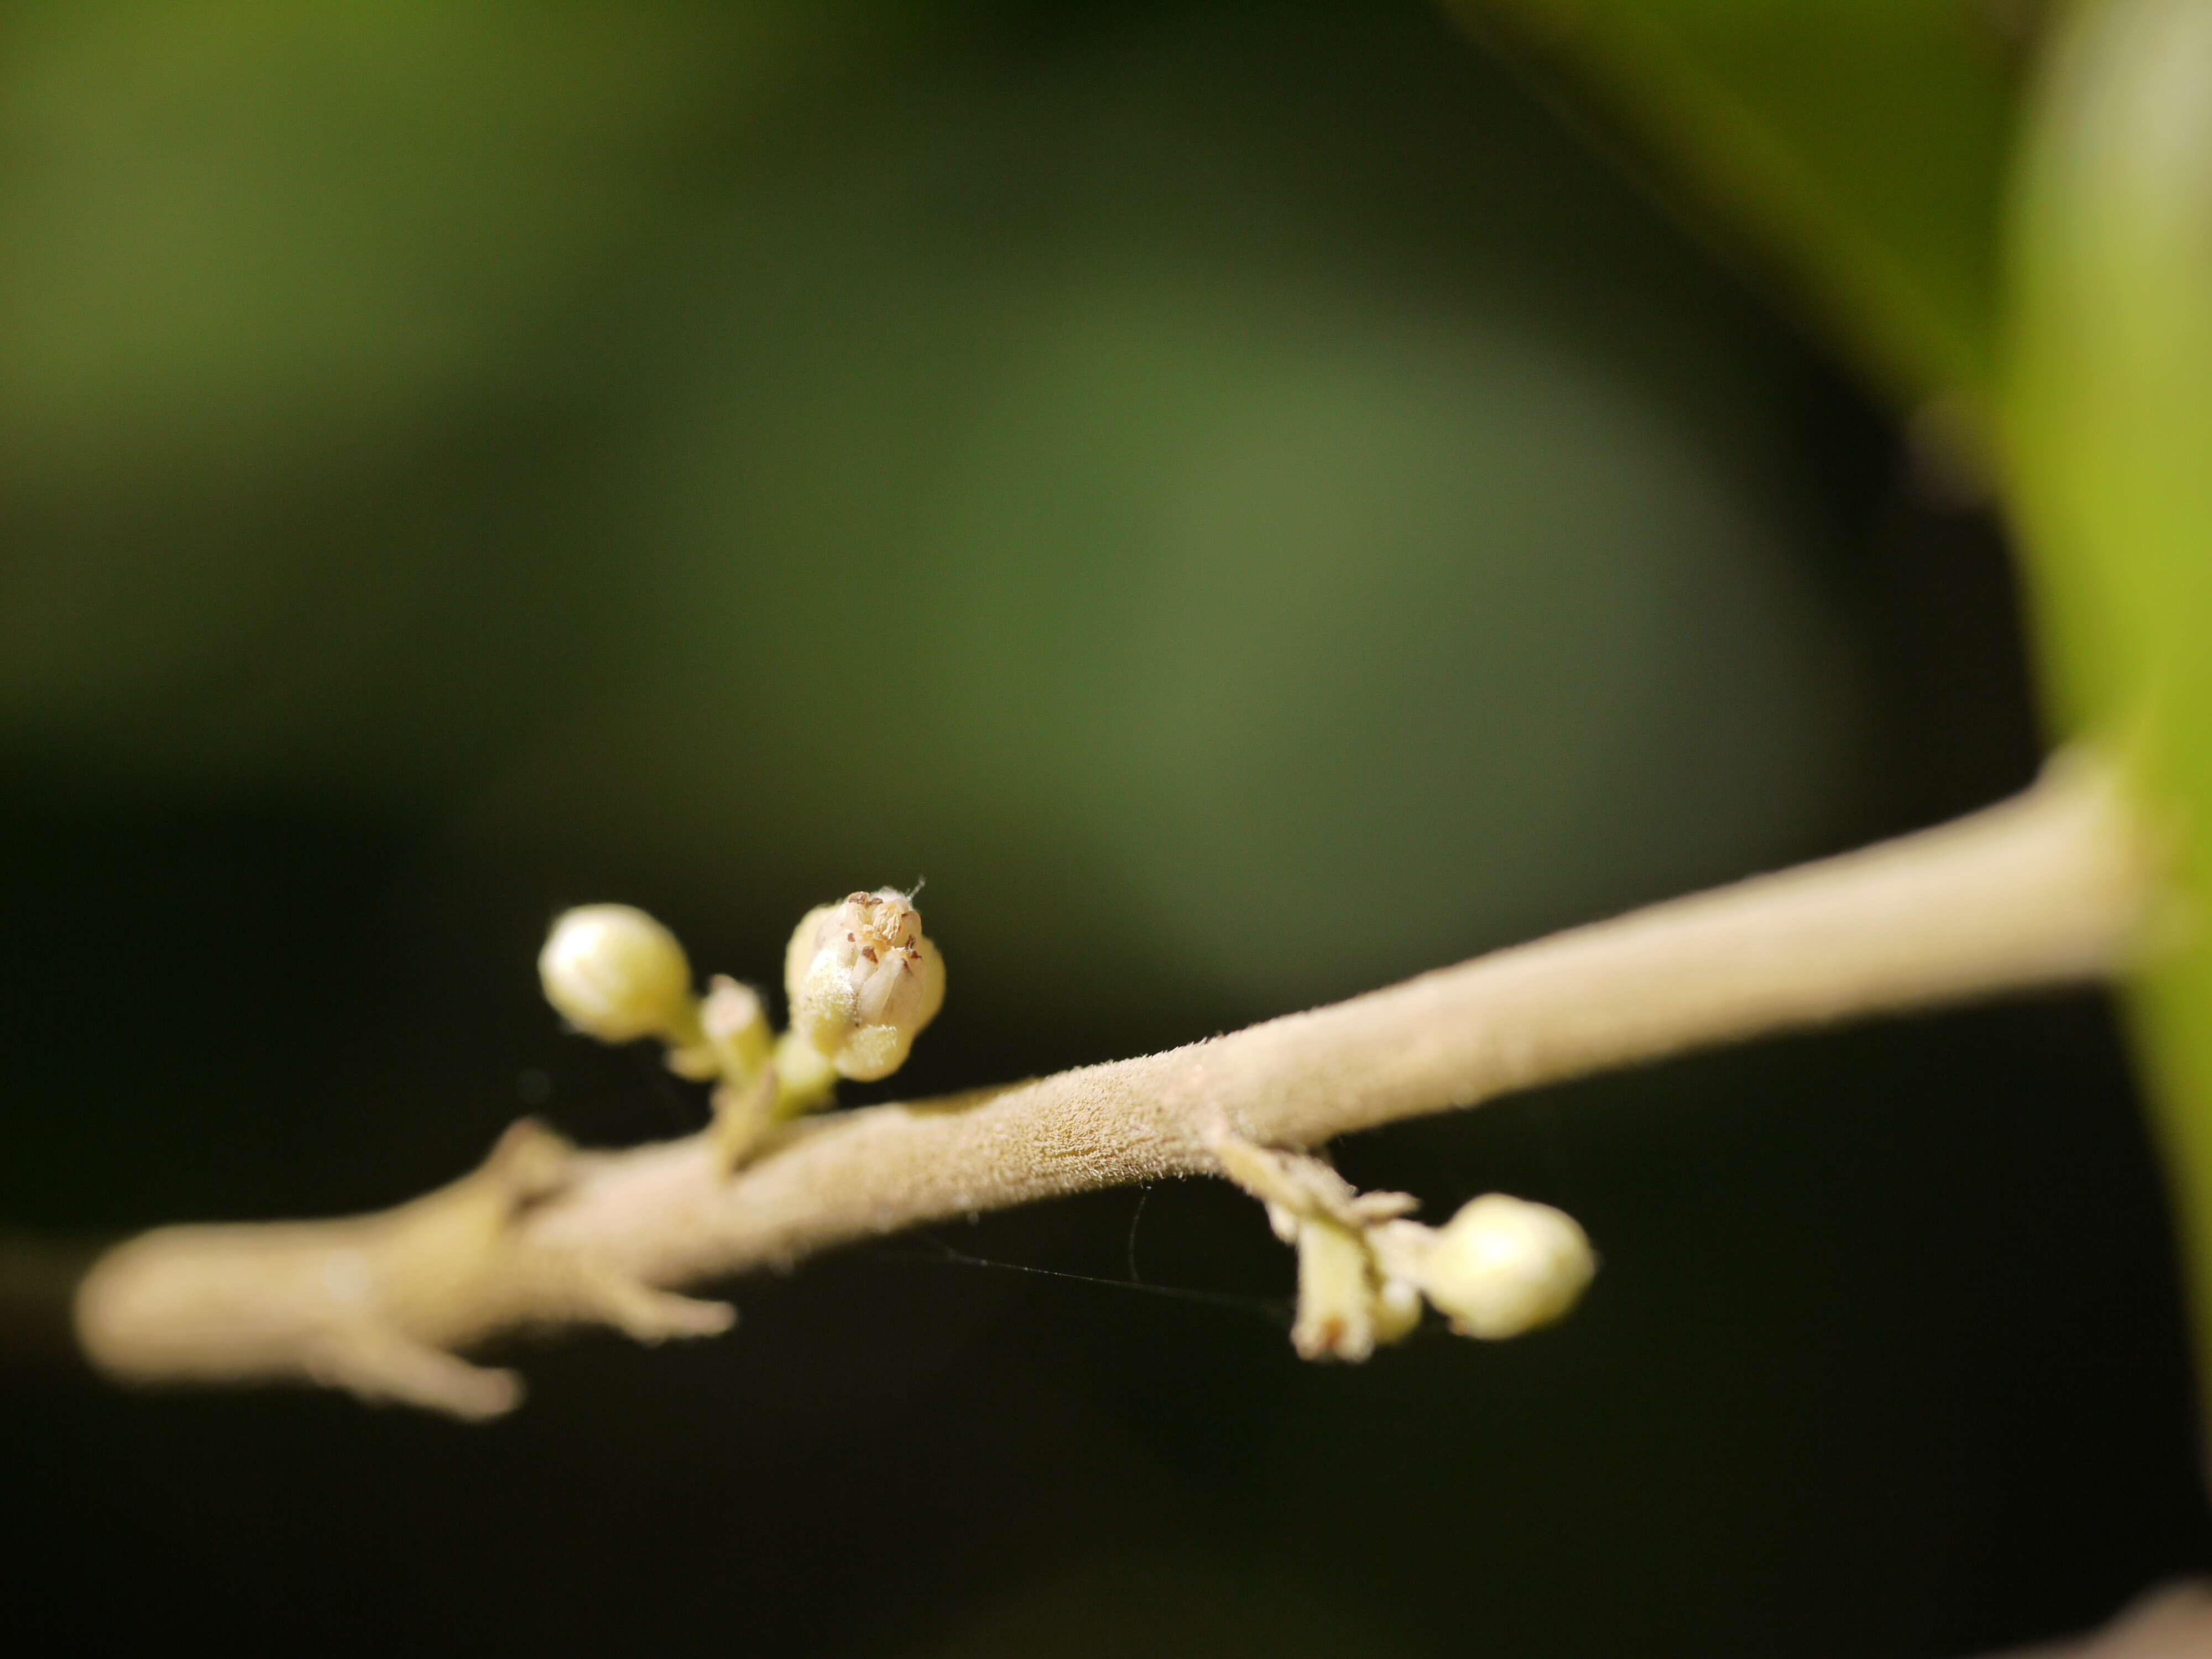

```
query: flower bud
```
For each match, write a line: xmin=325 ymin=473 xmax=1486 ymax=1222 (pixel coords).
xmin=1415 ymin=1194 xmax=1595 ymax=1339
xmin=784 ymin=889 xmax=945 ymax=1081
xmin=539 ymin=905 xmax=697 ymax=1045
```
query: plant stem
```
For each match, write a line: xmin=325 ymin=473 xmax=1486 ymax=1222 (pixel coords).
xmin=69 ymin=749 xmax=2153 ymax=1416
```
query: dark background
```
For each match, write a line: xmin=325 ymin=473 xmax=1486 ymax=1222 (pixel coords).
xmin=3 ymin=3 xmax=2206 ymax=1654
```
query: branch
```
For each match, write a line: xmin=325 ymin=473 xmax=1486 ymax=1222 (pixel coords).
xmin=70 ymin=750 xmax=2156 ymax=1416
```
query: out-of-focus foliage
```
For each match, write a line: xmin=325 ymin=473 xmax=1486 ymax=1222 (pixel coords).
xmin=0 ymin=2 xmax=1867 ymax=1026
xmin=0 ymin=0 xmax=879 ymax=792
xmin=2004 ymin=0 xmax=2212 ymax=1405
xmin=1452 ymin=0 xmax=2022 ymax=411
xmin=0 ymin=1 xmax=834 ymax=487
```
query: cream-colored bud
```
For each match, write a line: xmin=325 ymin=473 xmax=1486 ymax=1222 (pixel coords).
xmin=1415 ymin=1194 xmax=1595 ymax=1340
xmin=784 ymin=889 xmax=946 ymax=1081
xmin=539 ymin=905 xmax=697 ymax=1045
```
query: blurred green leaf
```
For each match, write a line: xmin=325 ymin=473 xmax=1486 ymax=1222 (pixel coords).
xmin=0 ymin=0 xmax=890 ymax=797
xmin=1452 ymin=0 xmax=2021 ymax=413
xmin=2004 ymin=0 xmax=2212 ymax=1414
xmin=0 ymin=7 xmax=1875 ymax=1032
xmin=0 ymin=0 xmax=851 ymax=491
xmin=457 ymin=17 xmax=1870 ymax=1027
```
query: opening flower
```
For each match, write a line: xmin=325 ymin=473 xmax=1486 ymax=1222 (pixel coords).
xmin=784 ymin=889 xmax=946 ymax=1081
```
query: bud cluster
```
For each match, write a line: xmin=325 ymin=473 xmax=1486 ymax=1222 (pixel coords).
xmin=538 ymin=886 xmax=947 ymax=1172
xmin=1212 ymin=1134 xmax=1595 ymax=1361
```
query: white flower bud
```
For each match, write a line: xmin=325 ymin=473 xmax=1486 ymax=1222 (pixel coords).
xmin=539 ymin=905 xmax=697 ymax=1045
xmin=784 ymin=889 xmax=946 ymax=1082
xmin=1414 ymin=1193 xmax=1595 ymax=1340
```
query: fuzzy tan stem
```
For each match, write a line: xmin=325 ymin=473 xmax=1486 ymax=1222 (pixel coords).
xmin=73 ymin=751 xmax=2154 ymax=1414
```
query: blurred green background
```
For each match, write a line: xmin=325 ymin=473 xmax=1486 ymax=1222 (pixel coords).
xmin=3 ymin=3 xmax=2206 ymax=1655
